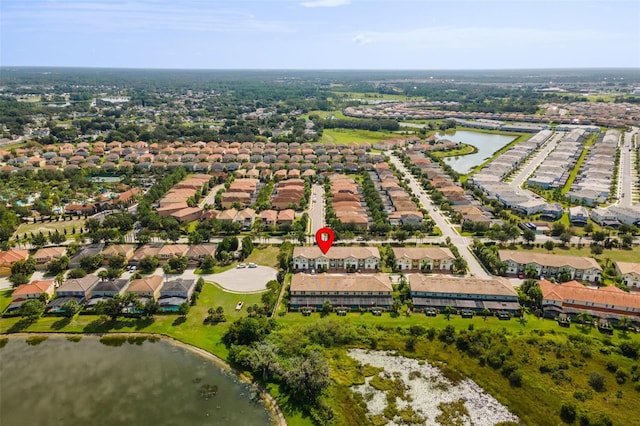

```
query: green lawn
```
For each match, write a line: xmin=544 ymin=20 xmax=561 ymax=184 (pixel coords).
xmin=431 ymin=143 xmax=478 ymax=159
xmin=515 ymin=244 xmax=639 ymax=263
xmin=245 ymin=245 xmax=280 ymax=268
xmin=321 ymin=128 xmax=412 ymax=145
xmin=15 ymin=218 xmax=86 ymax=238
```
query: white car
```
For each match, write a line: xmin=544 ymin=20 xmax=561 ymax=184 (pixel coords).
xmin=236 ymin=263 xmax=247 ymax=269
xmin=248 ymin=263 xmax=257 ymax=268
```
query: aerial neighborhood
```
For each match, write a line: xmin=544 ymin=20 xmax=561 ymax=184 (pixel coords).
xmin=1 ymin=68 xmax=639 ymax=426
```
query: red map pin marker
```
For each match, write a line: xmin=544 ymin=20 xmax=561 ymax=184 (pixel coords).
xmin=315 ymin=227 xmax=335 ymax=254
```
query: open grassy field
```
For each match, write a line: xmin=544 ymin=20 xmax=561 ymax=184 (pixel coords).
xmin=431 ymin=143 xmax=478 ymax=159
xmin=245 ymin=245 xmax=280 ymax=268
xmin=514 ymin=244 xmax=639 ymax=263
xmin=321 ymin=128 xmax=411 ymax=145
xmin=15 ymin=218 xmax=86 ymax=238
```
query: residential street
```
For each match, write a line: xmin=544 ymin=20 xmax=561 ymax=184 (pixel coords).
xmin=616 ymin=126 xmax=638 ymax=207
xmin=510 ymin=131 xmax=564 ymax=188
xmin=387 ymin=151 xmax=490 ymax=278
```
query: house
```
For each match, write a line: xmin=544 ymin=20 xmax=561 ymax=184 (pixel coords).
xmin=158 ymin=244 xmax=189 ymax=263
xmin=590 ymin=208 xmax=619 ymax=227
xmin=170 ymin=207 xmax=203 ymax=223
xmin=131 ymin=243 xmax=164 ymax=264
xmin=615 ymin=262 xmax=640 ymax=291
xmin=186 ymin=244 xmax=217 ymax=265
xmin=277 ymin=209 xmax=295 ymax=226
xmin=259 ymin=210 xmax=278 ymax=227
xmin=127 ymin=275 xmax=164 ymax=302
xmin=64 ymin=203 xmax=97 ymax=216
xmin=158 ymin=278 xmax=196 ymax=311
xmin=289 ymin=273 xmax=393 ymax=311
xmin=6 ymin=280 xmax=56 ymax=312
xmin=89 ymin=278 xmax=130 ymax=298
xmin=540 ymin=203 xmax=564 ymax=221
xmin=69 ymin=243 xmax=105 ymax=269
xmin=235 ymin=208 xmax=256 ymax=229
xmin=292 ymin=246 xmax=380 ymax=273
xmin=11 ymin=280 xmax=56 ymax=301
xmin=56 ymin=275 xmax=100 ymax=300
xmin=392 ymin=247 xmax=455 ymax=273
xmin=32 ymin=246 xmax=67 ymax=270
xmin=409 ymin=275 xmax=520 ymax=314
xmin=499 ymin=250 xmax=602 ymax=283
xmin=101 ymin=244 xmax=136 ymax=264
xmin=540 ymin=279 xmax=640 ymax=323
xmin=0 ymin=249 xmax=30 ymax=275
xmin=568 ymin=206 xmax=589 ymax=226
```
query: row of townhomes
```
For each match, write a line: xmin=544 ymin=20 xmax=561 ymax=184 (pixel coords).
xmin=291 ymin=246 xmax=456 ymax=273
xmin=8 ymin=274 xmax=196 ymax=314
xmin=499 ymin=250 xmax=603 ymax=283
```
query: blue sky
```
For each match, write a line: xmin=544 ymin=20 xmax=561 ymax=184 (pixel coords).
xmin=1 ymin=0 xmax=639 ymax=69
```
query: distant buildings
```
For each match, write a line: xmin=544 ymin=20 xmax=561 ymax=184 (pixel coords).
xmin=499 ymin=250 xmax=602 ymax=283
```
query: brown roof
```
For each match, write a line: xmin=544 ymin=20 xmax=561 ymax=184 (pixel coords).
xmin=128 ymin=275 xmax=163 ymax=292
xmin=409 ymin=275 xmax=518 ymax=297
xmin=392 ymin=247 xmax=455 ymax=261
xmin=615 ymin=262 xmax=640 ymax=275
xmin=0 ymin=249 xmax=29 ymax=264
xmin=540 ymin=280 xmax=640 ymax=309
xmin=290 ymin=273 xmax=392 ymax=293
xmin=12 ymin=280 xmax=55 ymax=297
xmin=101 ymin=244 xmax=136 ymax=258
xmin=293 ymin=246 xmax=380 ymax=260
xmin=499 ymin=250 xmax=601 ymax=271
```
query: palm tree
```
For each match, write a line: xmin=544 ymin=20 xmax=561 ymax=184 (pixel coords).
xmin=452 ymin=257 xmax=468 ymax=275
xmin=576 ymin=312 xmax=593 ymax=326
xmin=481 ymin=308 xmax=491 ymax=321
xmin=443 ymin=305 xmax=456 ymax=321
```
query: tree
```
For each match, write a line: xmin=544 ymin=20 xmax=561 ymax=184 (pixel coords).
xmin=452 ymin=257 xmax=467 ymax=275
xmin=108 ymin=255 xmax=127 ymax=270
xmin=524 ymin=265 xmax=538 ymax=279
xmin=200 ymin=255 xmax=216 ymax=273
xmin=481 ymin=308 xmax=491 ymax=320
xmin=49 ymin=231 xmax=66 ymax=245
xmin=560 ymin=403 xmax=577 ymax=424
xmin=588 ymin=372 xmax=606 ymax=392
xmin=19 ymin=299 xmax=45 ymax=322
xmin=576 ymin=312 xmax=593 ymax=326
xmin=11 ymin=258 xmax=36 ymax=276
xmin=282 ymin=351 xmax=330 ymax=404
xmin=60 ymin=299 xmax=80 ymax=318
xmin=592 ymin=230 xmax=607 ymax=244
xmin=96 ymin=293 xmax=138 ymax=321
xmin=9 ymin=273 xmax=30 ymax=287
xmin=249 ymin=341 xmax=280 ymax=382
xmin=543 ymin=240 xmax=555 ymax=252
xmin=80 ymin=254 xmax=103 ymax=272
xmin=443 ymin=305 xmax=456 ymax=321
xmin=522 ymin=228 xmax=535 ymax=245
xmin=178 ymin=302 xmax=190 ymax=317
xmin=31 ymin=232 xmax=48 ymax=248
xmin=557 ymin=268 xmax=572 ymax=283
xmin=67 ymin=268 xmax=87 ymax=279
xmin=139 ymin=255 xmax=159 ymax=273
xmin=143 ymin=299 xmax=159 ymax=317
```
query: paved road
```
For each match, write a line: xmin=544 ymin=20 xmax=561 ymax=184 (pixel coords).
xmin=181 ymin=266 xmax=276 ymax=293
xmin=387 ymin=151 xmax=490 ymax=278
xmin=509 ymin=131 xmax=564 ymax=189
xmin=308 ymin=183 xmax=325 ymax=236
xmin=199 ymin=184 xmax=224 ymax=208
xmin=616 ymin=126 xmax=638 ymax=207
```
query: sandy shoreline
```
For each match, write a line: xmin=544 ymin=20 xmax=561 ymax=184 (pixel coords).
xmin=2 ymin=332 xmax=287 ymax=426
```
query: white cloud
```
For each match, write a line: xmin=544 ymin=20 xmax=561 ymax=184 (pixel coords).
xmin=347 ymin=26 xmax=627 ymax=49
xmin=300 ymin=0 xmax=350 ymax=8
xmin=352 ymin=34 xmax=371 ymax=45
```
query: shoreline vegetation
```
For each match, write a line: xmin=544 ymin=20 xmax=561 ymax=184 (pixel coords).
xmin=1 ymin=332 xmax=287 ymax=426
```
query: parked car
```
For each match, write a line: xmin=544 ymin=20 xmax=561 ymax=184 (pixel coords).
xmin=248 ymin=263 xmax=257 ymax=268
xmin=236 ymin=263 xmax=247 ymax=269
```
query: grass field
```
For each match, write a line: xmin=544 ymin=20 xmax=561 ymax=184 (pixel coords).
xmin=431 ymin=143 xmax=478 ymax=159
xmin=15 ymin=218 xmax=86 ymax=238
xmin=321 ymin=128 xmax=411 ymax=145
xmin=515 ymin=244 xmax=639 ymax=263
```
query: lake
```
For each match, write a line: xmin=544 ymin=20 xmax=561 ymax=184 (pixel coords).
xmin=437 ymin=130 xmax=516 ymax=174
xmin=0 ymin=335 xmax=273 ymax=426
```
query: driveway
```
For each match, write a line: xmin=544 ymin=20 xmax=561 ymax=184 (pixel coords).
xmin=180 ymin=266 xmax=277 ymax=293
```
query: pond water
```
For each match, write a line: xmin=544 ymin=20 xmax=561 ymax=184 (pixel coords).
xmin=0 ymin=335 xmax=272 ymax=426
xmin=437 ymin=130 xmax=516 ymax=174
